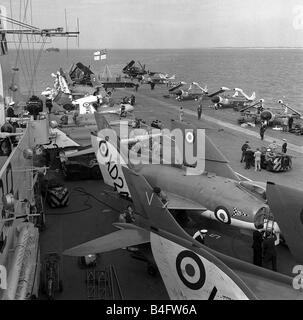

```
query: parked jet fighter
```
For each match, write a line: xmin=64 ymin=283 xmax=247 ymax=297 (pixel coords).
xmin=241 ymin=99 xmax=302 ymax=123
xmin=210 ymin=88 xmax=256 ymax=110
xmin=141 ymin=73 xmax=176 ymax=86
xmin=171 ymin=82 xmax=209 ymax=101
xmin=63 ymin=166 xmax=301 ymax=300
xmin=91 ymin=113 xmax=280 ymax=235
xmin=72 ymin=95 xmax=134 ymax=115
xmin=122 ymin=60 xmax=147 ymax=80
xmin=122 ymin=60 xmax=159 ymax=80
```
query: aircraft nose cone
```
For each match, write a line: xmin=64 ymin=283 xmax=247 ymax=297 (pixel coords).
xmin=260 ymin=110 xmax=273 ymax=121
xmin=211 ymin=96 xmax=220 ymax=104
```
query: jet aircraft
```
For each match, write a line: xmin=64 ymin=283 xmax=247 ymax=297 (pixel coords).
xmin=122 ymin=60 xmax=160 ymax=80
xmin=240 ymin=99 xmax=302 ymax=123
xmin=63 ymin=166 xmax=302 ymax=300
xmin=91 ymin=113 xmax=280 ymax=235
xmin=210 ymin=88 xmax=256 ymax=110
xmin=141 ymin=73 xmax=176 ymax=86
xmin=170 ymin=82 xmax=209 ymax=101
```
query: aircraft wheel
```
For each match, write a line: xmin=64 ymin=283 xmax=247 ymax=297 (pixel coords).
xmin=147 ymin=264 xmax=158 ymax=277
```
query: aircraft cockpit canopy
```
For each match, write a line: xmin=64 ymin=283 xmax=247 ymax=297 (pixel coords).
xmin=238 ymin=180 xmax=266 ymax=201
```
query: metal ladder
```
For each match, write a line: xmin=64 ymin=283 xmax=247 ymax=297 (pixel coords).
xmin=86 ymin=265 xmax=124 ymax=300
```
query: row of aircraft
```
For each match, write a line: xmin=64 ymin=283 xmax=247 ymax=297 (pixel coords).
xmin=168 ymin=81 xmax=302 ymax=121
xmin=61 ymin=106 xmax=303 ymax=299
xmin=42 ymin=63 xmax=136 ymax=116
xmin=168 ymin=81 xmax=256 ymax=108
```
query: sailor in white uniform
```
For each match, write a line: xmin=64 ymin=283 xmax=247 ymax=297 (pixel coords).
xmin=193 ymin=229 xmax=208 ymax=245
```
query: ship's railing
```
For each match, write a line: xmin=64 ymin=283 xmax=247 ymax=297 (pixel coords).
xmin=0 ymin=119 xmax=49 ymax=265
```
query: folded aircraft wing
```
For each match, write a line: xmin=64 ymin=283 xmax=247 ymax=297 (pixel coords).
xmin=207 ymin=87 xmax=230 ymax=98
xmin=165 ymin=192 xmax=207 ymax=211
xmin=63 ymin=225 xmax=150 ymax=256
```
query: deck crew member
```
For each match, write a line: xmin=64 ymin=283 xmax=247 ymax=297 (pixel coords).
xmin=262 ymin=232 xmax=277 ymax=272
xmin=179 ymin=106 xmax=184 ymax=122
xmin=282 ymin=117 xmax=289 ymax=132
xmin=197 ymin=98 xmax=203 ymax=120
xmin=260 ymin=123 xmax=267 ymax=140
xmin=252 ymin=230 xmax=263 ymax=267
xmin=254 ymin=148 xmax=262 ymax=171
xmin=153 ymin=187 xmax=168 ymax=205
xmin=288 ymin=116 xmax=294 ymax=131
xmin=119 ymin=205 xmax=135 ymax=223
xmin=241 ymin=141 xmax=250 ymax=163
xmin=282 ymin=139 xmax=287 ymax=153
xmin=193 ymin=229 xmax=208 ymax=245
xmin=45 ymin=98 xmax=53 ymax=114
xmin=130 ymin=94 xmax=136 ymax=106
xmin=120 ymin=105 xmax=127 ymax=118
xmin=6 ymin=102 xmax=17 ymax=118
xmin=244 ymin=147 xmax=254 ymax=169
xmin=268 ymin=140 xmax=278 ymax=152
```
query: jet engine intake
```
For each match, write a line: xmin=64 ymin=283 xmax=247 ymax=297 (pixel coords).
xmin=260 ymin=110 xmax=275 ymax=122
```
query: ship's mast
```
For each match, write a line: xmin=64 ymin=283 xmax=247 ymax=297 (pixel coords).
xmin=0 ymin=2 xmax=79 ymax=101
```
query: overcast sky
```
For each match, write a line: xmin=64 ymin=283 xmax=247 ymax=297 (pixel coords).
xmin=2 ymin=0 xmax=303 ymax=48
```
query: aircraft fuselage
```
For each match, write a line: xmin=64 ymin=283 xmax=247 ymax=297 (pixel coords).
xmin=136 ymin=165 xmax=268 ymax=231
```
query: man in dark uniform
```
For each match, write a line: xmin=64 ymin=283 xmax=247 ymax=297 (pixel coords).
xmin=241 ymin=141 xmax=250 ymax=163
xmin=252 ymin=230 xmax=263 ymax=267
xmin=153 ymin=187 xmax=168 ymax=205
xmin=282 ymin=139 xmax=287 ymax=153
xmin=197 ymin=99 xmax=203 ymax=120
xmin=288 ymin=116 xmax=294 ymax=131
xmin=260 ymin=123 xmax=267 ymax=140
xmin=45 ymin=98 xmax=53 ymax=114
xmin=245 ymin=147 xmax=254 ymax=169
xmin=263 ymin=232 xmax=277 ymax=272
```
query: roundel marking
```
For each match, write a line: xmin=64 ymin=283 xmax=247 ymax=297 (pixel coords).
xmin=214 ymin=206 xmax=231 ymax=224
xmin=176 ymin=250 xmax=206 ymax=290
xmin=83 ymin=102 xmax=90 ymax=107
xmin=99 ymin=140 xmax=109 ymax=157
xmin=185 ymin=131 xmax=194 ymax=144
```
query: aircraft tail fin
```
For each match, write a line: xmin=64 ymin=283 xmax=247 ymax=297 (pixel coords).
xmin=267 ymin=182 xmax=303 ymax=263
xmin=170 ymin=120 xmax=240 ymax=180
xmin=92 ymin=112 xmax=131 ymax=196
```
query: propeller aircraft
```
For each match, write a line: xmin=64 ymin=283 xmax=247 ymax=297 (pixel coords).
xmin=90 ymin=113 xmax=281 ymax=236
xmin=63 ymin=166 xmax=302 ymax=300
